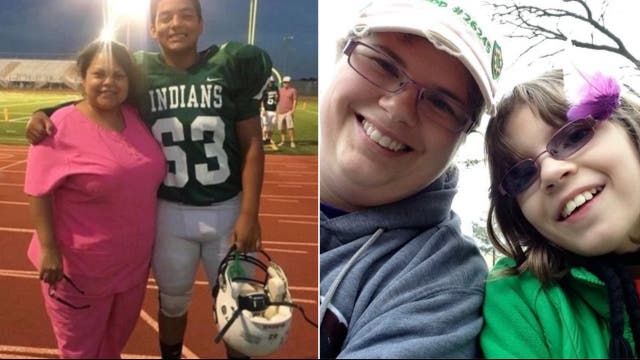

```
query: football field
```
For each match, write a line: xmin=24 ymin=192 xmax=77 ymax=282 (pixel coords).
xmin=0 ymin=90 xmax=318 ymax=154
xmin=0 ymin=90 xmax=80 ymax=145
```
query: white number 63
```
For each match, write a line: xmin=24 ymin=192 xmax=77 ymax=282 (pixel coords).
xmin=152 ymin=116 xmax=230 ymax=187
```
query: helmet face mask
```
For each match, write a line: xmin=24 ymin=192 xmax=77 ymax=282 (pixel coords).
xmin=213 ymin=249 xmax=293 ymax=357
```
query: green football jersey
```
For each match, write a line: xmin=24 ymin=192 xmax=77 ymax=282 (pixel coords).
xmin=135 ymin=42 xmax=272 ymax=205
xmin=261 ymin=84 xmax=279 ymax=112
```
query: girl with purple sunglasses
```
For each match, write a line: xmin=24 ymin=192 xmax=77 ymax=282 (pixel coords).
xmin=480 ymin=69 xmax=640 ymax=359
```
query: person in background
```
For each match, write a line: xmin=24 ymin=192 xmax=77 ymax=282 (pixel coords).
xmin=25 ymin=0 xmax=272 ymax=358
xmin=26 ymin=40 xmax=165 ymax=358
xmin=261 ymin=76 xmax=279 ymax=150
xmin=276 ymin=75 xmax=297 ymax=148
xmin=481 ymin=69 xmax=640 ymax=358
xmin=319 ymin=0 xmax=504 ymax=357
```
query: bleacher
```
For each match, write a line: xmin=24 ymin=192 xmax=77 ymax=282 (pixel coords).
xmin=0 ymin=59 xmax=318 ymax=96
xmin=0 ymin=59 xmax=77 ymax=89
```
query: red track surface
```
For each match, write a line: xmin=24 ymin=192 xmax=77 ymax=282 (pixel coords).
xmin=0 ymin=146 xmax=318 ymax=359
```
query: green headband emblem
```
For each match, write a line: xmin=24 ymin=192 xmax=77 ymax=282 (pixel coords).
xmin=491 ymin=41 xmax=503 ymax=80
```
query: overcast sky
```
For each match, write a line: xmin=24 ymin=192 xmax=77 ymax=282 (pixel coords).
xmin=0 ymin=0 xmax=318 ymax=79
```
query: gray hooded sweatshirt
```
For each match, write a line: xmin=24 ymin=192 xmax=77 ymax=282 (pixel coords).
xmin=320 ymin=167 xmax=488 ymax=358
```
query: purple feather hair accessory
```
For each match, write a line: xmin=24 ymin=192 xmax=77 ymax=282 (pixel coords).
xmin=566 ymin=72 xmax=621 ymax=121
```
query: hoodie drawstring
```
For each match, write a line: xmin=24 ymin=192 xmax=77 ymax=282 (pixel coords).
xmin=320 ymin=228 xmax=385 ymax=324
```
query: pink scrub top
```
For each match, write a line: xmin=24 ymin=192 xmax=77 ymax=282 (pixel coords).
xmin=25 ymin=104 xmax=166 ymax=296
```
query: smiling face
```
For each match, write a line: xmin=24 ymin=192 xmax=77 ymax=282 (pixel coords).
xmin=320 ymin=32 xmax=474 ymax=210
xmin=150 ymin=0 xmax=203 ymax=56
xmin=506 ymin=104 xmax=640 ymax=256
xmin=81 ymin=51 xmax=129 ymax=112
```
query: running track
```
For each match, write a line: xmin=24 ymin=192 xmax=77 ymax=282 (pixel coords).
xmin=0 ymin=145 xmax=318 ymax=359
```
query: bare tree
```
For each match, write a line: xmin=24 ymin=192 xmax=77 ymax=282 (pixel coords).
xmin=486 ymin=0 xmax=640 ymax=70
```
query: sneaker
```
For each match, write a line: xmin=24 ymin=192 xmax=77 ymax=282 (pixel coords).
xmin=290 ymin=142 xmax=296 ymax=148
xmin=277 ymin=141 xmax=284 ymax=146
xmin=270 ymin=142 xmax=279 ymax=151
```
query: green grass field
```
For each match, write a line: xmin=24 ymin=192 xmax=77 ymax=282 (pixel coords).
xmin=0 ymin=90 xmax=318 ymax=155
xmin=0 ymin=90 xmax=81 ymax=145
xmin=267 ymin=95 xmax=318 ymax=155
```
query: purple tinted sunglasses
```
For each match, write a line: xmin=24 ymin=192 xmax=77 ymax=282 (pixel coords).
xmin=499 ymin=117 xmax=600 ymax=197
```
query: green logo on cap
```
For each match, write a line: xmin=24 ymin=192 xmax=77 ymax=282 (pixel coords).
xmin=491 ymin=41 xmax=503 ymax=80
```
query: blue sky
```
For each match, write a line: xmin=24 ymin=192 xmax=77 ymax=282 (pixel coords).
xmin=0 ymin=0 xmax=318 ymax=79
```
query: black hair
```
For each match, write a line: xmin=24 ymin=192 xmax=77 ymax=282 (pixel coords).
xmin=149 ymin=0 xmax=202 ymax=24
xmin=76 ymin=40 xmax=141 ymax=106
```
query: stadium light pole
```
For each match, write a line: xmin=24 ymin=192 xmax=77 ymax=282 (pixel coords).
xmin=248 ymin=0 xmax=258 ymax=45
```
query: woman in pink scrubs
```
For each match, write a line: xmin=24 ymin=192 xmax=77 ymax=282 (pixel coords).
xmin=24 ymin=40 xmax=166 ymax=358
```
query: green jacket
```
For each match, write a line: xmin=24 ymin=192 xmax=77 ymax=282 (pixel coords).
xmin=481 ymin=257 xmax=636 ymax=358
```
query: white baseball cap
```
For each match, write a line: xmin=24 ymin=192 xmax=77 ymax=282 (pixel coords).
xmin=349 ymin=0 xmax=503 ymax=115
xmin=282 ymin=76 xmax=291 ymax=82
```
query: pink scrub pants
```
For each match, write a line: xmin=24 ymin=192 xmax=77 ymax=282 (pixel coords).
xmin=40 ymin=281 xmax=146 ymax=359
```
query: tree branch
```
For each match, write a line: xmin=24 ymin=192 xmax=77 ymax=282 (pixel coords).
xmin=488 ymin=0 xmax=640 ymax=70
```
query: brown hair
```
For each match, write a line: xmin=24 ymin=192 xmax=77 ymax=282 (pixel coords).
xmin=76 ymin=40 xmax=141 ymax=107
xmin=149 ymin=0 xmax=202 ymax=24
xmin=485 ymin=69 xmax=640 ymax=284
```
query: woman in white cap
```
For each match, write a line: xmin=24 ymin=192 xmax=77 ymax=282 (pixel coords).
xmin=319 ymin=0 xmax=503 ymax=357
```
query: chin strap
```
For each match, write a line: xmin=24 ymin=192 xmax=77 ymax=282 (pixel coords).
xmin=215 ymin=307 xmax=244 ymax=343
xmin=271 ymin=301 xmax=318 ymax=329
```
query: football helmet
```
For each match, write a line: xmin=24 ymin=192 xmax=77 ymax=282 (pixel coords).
xmin=213 ymin=247 xmax=293 ymax=357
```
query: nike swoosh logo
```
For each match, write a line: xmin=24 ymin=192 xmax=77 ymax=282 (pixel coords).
xmin=207 ymin=77 xmax=222 ymax=82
